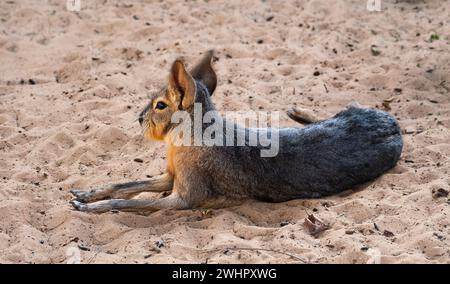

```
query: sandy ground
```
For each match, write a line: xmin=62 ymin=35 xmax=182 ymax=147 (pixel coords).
xmin=0 ymin=0 xmax=449 ymax=264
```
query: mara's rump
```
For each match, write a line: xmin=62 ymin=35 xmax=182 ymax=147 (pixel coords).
xmin=249 ymin=107 xmax=403 ymax=201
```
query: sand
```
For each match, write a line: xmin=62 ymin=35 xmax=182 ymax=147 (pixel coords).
xmin=0 ymin=0 xmax=449 ymax=264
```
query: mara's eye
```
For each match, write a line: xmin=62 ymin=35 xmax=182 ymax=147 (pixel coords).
xmin=155 ymin=101 xmax=167 ymax=110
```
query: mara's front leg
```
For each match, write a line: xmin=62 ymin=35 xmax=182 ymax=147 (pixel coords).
xmin=70 ymin=173 xmax=173 ymax=203
xmin=71 ymin=192 xmax=188 ymax=213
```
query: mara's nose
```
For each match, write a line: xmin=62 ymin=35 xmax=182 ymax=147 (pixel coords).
xmin=138 ymin=116 xmax=144 ymax=126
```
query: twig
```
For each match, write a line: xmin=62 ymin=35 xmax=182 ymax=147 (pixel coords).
xmin=224 ymin=247 xmax=307 ymax=263
xmin=87 ymin=246 xmax=101 ymax=264
xmin=203 ymin=247 xmax=307 ymax=263
xmin=439 ymin=80 xmax=449 ymax=92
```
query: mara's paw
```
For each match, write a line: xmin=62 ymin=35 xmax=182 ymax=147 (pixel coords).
xmin=70 ymin=189 xmax=100 ymax=203
xmin=70 ymin=199 xmax=111 ymax=214
xmin=70 ymin=200 xmax=88 ymax=211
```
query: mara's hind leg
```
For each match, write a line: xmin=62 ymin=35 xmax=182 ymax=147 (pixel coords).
xmin=287 ymin=101 xmax=363 ymax=125
xmin=70 ymin=193 xmax=188 ymax=213
xmin=286 ymin=106 xmax=320 ymax=125
xmin=70 ymin=173 xmax=173 ymax=203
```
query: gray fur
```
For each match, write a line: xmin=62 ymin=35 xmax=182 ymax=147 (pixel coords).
xmin=173 ymin=84 xmax=403 ymax=204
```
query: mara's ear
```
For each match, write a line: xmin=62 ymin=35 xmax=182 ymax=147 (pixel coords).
xmin=190 ymin=50 xmax=217 ymax=96
xmin=168 ymin=59 xmax=196 ymax=109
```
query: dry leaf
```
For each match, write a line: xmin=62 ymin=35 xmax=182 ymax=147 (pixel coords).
xmin=404 ymin=127 xmax=415 ymax=134
xmin=432 ymin=188 xmax=449 ymax=199
xmin=382 ymin=97 xmax=394 ymax=111
xmin=200 ymin=209 xmax=213 ymax=219
xmin=370 ymin=45 xmax=381 ymax=56
xmin=303 ymin=213 xmax=330 ymax=237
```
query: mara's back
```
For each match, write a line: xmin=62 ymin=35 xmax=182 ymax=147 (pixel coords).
xmin=206 ymin=107 xmax=403 ymax=202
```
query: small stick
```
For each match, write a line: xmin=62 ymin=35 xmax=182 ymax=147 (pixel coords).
xmin=224 ymin=247 xmax=307 ymax=263
xmin=200 ymin=247 xmax=307 ymax=263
